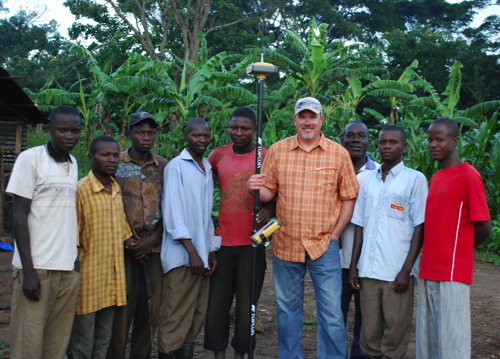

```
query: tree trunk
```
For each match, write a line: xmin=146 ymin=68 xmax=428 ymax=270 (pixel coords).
xmin=120 ymin=112 xmax=128 ymax=151
xmin=390 ymin=108 xmax=396 ymax=124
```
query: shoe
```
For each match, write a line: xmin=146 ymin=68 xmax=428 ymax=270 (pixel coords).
xmin=159 ymin=352 xmax=176 ymax=359
xmin=175 ymin=344 xmax=194 ymax=359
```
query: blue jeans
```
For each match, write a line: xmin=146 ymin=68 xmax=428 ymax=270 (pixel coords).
xmin=273 ymin=241 xmax=347 ymax=359
xmin=341 ymin=269 xmax=365 ymax=359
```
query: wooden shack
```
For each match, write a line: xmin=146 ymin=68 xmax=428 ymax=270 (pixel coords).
xmin=0 ymin=67 xmax=49 ymax=236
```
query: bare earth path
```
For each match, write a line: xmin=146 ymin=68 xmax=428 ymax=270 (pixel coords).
xmin=0 ymin=247 xmax=498 ymax=358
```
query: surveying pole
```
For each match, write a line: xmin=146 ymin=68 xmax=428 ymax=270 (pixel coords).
xmin=246 ymin=54 xmax=277 ymax=359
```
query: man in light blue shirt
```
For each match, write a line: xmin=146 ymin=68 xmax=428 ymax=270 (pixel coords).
xmin=158 ymin=117 xmax=221 ymax=359
xmin=349 ymin=125 xmax=428 ymax=359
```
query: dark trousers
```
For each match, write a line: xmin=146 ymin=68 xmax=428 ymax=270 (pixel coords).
xmin=341 ymin=268 xmax=365 ymax=359
xmin=204 ymin=245 xmax=267 ymax=353
xmin=106 ymin=253 xmax=163 ymax=359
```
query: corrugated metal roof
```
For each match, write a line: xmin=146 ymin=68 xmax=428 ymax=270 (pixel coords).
xmin=0 ymin=67 xmax=48 ymax=125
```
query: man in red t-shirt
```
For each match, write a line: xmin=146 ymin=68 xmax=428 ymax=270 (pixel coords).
xmin=204 ymin=107 xmax=275 ymax=359
xmin=417 ymin=118 xmax=492 ymax=359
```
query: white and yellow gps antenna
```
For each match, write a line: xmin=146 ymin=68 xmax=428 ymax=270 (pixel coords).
xmin=246 ymin=62 xmax=278 ymax=79
xmin=250 ymin=219 xmax=282 ymax=246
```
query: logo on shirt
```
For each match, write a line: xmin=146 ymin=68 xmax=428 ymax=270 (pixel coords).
xmin=390 ymin=202 xmax=405 ymax=212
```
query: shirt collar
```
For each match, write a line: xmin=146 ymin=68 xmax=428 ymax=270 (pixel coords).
xmin=378 ymin=161 xmax=405 ymax=178
xmin=88 ymin=170 xmax=120 ymax=197
xmin=180 ymin=148 xmax=209 ymax=164
xmin=365 ymin=155 xmax=376 ymax=170
xmin=289 ymin=133 xmax=327 ymax=151
xmin=180 ymin=148 xmax=194 ymax=160
xmin=45 ymin=141 xmax=72 ymax=163
xmin=121 ymin=147 xmax=158 ymax=167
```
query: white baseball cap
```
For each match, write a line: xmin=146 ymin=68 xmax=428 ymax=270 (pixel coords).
xmin=294 ymin=97 xmax=322 ymax=115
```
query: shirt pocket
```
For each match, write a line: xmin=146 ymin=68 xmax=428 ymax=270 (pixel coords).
xmin=312 ymin=167 xmax=337 ymax=194
xmin=385 ymin=193 xmax=410 ymax=220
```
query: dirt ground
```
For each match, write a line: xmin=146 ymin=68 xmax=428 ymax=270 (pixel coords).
xmin=0 ymin=247 xmax=499 ymax=359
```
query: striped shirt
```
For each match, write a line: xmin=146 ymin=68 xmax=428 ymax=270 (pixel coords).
xmin=76 ymin=171 xmax=133 ymax=315
xmin=6 ymin=144 xmax=78 ymax=271
xmin=262 ymin=134 xmax=359 ymax=262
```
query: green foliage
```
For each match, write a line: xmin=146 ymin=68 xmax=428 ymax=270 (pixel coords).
xmin=0 ymin=338 xmax=9 ymax=359
xmin=21 ymin=18 xmax=500 ymax=254
xmin=479 ymin=219 xmax=500 ymax=263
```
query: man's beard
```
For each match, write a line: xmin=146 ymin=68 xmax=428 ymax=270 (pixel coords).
xmin=300 ymin=128 xmax=315 ymax=139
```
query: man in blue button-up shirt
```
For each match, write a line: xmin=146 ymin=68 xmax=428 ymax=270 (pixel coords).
xmin=157 ymin=118 xmax=221 ymax=359
xmin=349 ymin=125 xmax=428 ymax=359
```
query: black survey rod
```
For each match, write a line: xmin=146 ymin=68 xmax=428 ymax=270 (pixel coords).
xmin=249 ymin=77 xmax=265 ymax=359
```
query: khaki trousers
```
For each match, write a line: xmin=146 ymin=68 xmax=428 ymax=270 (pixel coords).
xmin=10 ymin=269 xmax=79 ymax=359
xmin=359 ymin=277 xmax=414 ymax=359
xmin=157 ymin=266 xmax=210 ymax=353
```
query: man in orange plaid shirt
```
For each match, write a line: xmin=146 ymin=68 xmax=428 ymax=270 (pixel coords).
xmin=247 ymin=97 xmax=359 ymax=359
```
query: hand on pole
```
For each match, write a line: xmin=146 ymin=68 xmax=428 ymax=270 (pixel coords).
xmin=255 ymin=208 xmax=271 ymax=224
xmin=246 ymin=173 xmax=266 ymax=193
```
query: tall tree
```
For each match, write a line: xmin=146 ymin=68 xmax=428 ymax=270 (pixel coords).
xmin=64 ymin=0 xmax=272 ymax=62
xmin=0 ymin=7 xmax=83 ymax=92
xmin=383 ymin=17 xmax=500 ymax=109
xmin=283 ymin=0 xmax=487 ymax=43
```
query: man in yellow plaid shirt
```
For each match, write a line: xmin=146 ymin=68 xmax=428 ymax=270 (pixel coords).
xmin=67 ymin=136 xmax=133 ymax=359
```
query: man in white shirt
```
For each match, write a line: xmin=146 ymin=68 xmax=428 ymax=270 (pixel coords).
xmin=349 ymin=125 xmax=428 ymax=359
xmin=158 ymin=118 xmax=221 ymax=359
xmin=7 ymin=106 xmax=82 ymax=359
xmin=340 ymin=121 xmax=380 ymax=359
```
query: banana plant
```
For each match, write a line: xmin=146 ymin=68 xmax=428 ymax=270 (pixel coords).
xmin=363 ymin=60 xmax=420 ymax=124
xmin=245 ymin=19 xmax=384 ymax=99
xmin=399 ymin=61 xmax=500 ymax=127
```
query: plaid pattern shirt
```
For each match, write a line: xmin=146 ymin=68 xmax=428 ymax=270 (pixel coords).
xmin=76 ymin=171 xmax=133 ymax=315
xmin=262 ymin=134 xmax=359 ymax=262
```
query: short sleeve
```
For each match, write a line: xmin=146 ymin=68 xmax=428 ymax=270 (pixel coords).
xmin=337 ymin=151 xmax=360 ymax=201
xmin=409 ymin=173 xmax=428 ymax=227
xmin=76 ymin=188 xmax=84 ymax=247
xmin=122 ymin=213 xmax=134 ymax=241
xmin=466 ymin=168 xmax=491 ymax=222
xmin=351 ymin=180 xmax=367 ymax=227
xmin=207 ymin=147 xmax=219 ymax=175
xmin=6 ymin=151 xmax=37 ymax=200
xmin=262 ymin=146 xmax=279 ymax=194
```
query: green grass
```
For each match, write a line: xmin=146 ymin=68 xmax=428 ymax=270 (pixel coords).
xmin=0 ymin=339 xmax=9 ymax=358
xmin=0 ymin=269 xmax=9 ymax=274
xmin=0 ymin=290 xmax=11 ymax=296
